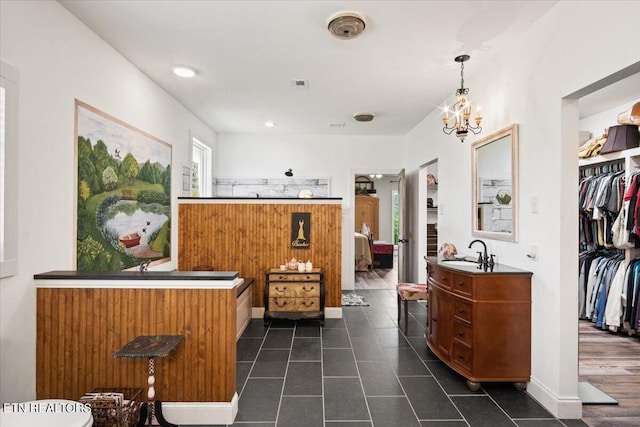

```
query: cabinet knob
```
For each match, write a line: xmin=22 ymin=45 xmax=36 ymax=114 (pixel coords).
xmin=458 ymin=331 xmax=464 ymax=336
xmin=442 ymin=276 xmax=448 ymax=282
xmin=431 ymin=317 xmax=437 ymax=323
xmin=457 ymin=282 xmax=464 ymax=287
xmin=458 ymin=309 xmax=465 ymax=314
xmin=458 ymin=354 xmax=465 ymax=360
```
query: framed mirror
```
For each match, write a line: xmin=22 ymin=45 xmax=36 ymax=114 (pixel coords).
xmin=471 ymin=124 xmax=519 ymax=242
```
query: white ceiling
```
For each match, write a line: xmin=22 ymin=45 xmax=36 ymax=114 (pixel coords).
xmin=59 ymin=1 xmax=561 ymax=135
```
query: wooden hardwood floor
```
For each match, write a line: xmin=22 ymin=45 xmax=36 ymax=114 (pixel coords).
xmin=354 ymin=254 xmax=398 ymax=289
xmin=579 ymin=320 xmax=640 ymax=427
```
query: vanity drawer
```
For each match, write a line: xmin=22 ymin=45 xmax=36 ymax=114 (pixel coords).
xmin=269 ymin=282 xmax=320 ymax=298
xmin=269 ymin=273 xmax=321 ymax=282
xmin=452 ymin=342 xmax=473 ymax=372
xmin=428 ymin=265 xmax=451 ymax=289
xmin=268 ymin=297 xmax=320 ymax=312
xmin=453 ymin=319 xmax=473 ymax=347
xmin=452 ymin=273 xmax=473 ymax=297
xmin=453 ymin=299 xmax=472 ymax=323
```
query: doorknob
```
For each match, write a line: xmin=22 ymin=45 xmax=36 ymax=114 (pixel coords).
xmin=398 ymin=239 xmax=409 ymax=243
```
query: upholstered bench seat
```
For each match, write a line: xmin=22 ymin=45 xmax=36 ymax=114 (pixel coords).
xmin=397 ymin=283 xmax=428 ymax=334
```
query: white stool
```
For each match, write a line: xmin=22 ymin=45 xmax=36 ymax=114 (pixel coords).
xmin=0 ymin=399 xmax=93 ymax=427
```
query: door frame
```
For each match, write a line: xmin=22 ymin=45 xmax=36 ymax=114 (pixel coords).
xmin=346 ymin=168 xmax=403 ymax=290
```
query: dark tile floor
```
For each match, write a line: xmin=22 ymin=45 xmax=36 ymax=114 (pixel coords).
xmin=200 ymin=289 xmax=589 ymax=427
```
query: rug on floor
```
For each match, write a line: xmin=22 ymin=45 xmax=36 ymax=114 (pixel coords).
xmin=342 ymin=293 xmax=369 ymax=306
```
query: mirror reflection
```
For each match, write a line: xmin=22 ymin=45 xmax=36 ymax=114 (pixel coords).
xmin=472 ymin=124 xmax=518 ymax=242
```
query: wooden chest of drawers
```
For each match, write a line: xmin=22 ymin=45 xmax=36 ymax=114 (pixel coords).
xmin=264 ymin=268 xmax=325 ymax=325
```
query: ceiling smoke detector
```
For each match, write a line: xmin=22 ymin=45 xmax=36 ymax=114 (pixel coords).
xmin=353 ymin=112 xmax=375 ymax=122
xmin=327 ymin=12 xmax=366 ymax=39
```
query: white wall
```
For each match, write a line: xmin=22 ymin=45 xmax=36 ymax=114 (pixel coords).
xmin=0 ymin=1 xmax=215 ymax=403
xmin=404 ymin=0 xmax=640 ymax=418
xmin=216 ymin=133 xmax=404 ymax=289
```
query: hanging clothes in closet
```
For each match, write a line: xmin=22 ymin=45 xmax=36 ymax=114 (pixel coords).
xmin=580 ymin=254 xmax=640 ymax=334
xmin=579 ymin=163 xmax=625 ymax=251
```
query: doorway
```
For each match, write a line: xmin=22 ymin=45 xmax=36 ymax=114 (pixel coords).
xmin=571 ymin=67 xmax=640 ymax=426
xmin=352 ymin=170 xmax=402 ymax=290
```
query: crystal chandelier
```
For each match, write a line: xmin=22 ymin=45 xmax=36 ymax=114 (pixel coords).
xmin=442 ymin=55 xmax=483 ymax=142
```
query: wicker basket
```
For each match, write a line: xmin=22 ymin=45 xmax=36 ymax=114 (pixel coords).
xmin=80 ymin=387 xmax=143 ymax=427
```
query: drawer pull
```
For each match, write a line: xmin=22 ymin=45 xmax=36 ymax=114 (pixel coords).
xmin=301 ymin=301 xmax=315 ymax=307
xmin=275 ymin=286 xmax=288 ymax=293
xmin=278 ymin=275 xmax=286 ymax=280
xmin=458 ymin=282 xmax=464 ymax=287
xmin=458 ymin=354 xmax=465 ymax=360
xmin=431 ymin=317 xmax=437 ymax=323
xmin=458 ymin=331 xmax=464 ymax=336
xmin=458 ymin=309 xmax=465 ymax=314
xmin=441 ymin=276 xmax=448 ymax=282
xmin=302 ymin=286 xmax=315 ymax=292
xmin=275 ymin=300 xmax=289 ymax=307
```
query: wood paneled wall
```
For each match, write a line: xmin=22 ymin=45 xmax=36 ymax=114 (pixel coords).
xmin=178 ymin=202 xmax=342 ymax=307
xmin=36 ymin=287 xmax=236 ymax=402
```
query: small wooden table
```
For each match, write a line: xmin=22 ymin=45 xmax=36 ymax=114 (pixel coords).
xmin=114 ymin=335 xmax=184 ymax=427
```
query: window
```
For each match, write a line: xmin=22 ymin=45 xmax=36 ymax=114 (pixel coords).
xmin=191 ymin=136 xmax=212 ymax=197
xmin=391 ymin=190 xmax=399 ymax=245
xmin=0 ymin=61 xmax=19 ymax=278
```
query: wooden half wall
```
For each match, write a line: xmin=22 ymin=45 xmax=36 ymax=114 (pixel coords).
xmin=36 ymin=286 xmax=236 ymax=402
xmin=178 ymin=199 xmax=342 ymax=308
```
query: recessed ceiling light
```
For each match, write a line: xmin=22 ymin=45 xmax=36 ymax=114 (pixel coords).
xmin=172 ymin=66 xmax=196 ymax=78
xmin=264 ymin=121 xmax=276 ymax=128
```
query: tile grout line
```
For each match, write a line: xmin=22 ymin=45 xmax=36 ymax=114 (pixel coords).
xmin=396 ymin=292 xmax=471 ymax=427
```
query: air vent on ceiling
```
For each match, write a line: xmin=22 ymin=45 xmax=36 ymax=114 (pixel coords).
xmin=353 ymin=112 xmax=375 ymax=122
xmin=292 ymin=79 xmax=308 ymax=90
xmin=328 ymin=122 xmax=346 ymax=128
xmin=327 ymin=12 xmax=366 ymax=39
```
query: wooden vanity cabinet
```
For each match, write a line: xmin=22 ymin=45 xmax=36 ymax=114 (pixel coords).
xmin=426 ymin=260 xmax=532 ymax=390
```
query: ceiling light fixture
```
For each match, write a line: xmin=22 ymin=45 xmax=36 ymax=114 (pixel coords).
xmin=327 ymin=12 xmax=366 ymax=40
xmin=354 ymin=112 xmax=375 ymax=122
xmin=369 ymin=174 xmax=383 ymax=179
xmin=172 ymin=66 xmax=196 ymax=78
xmin=264 ymin=121 xmax=276 ymax=128
xmin=441 ymin=55 xmax=483 ymax=142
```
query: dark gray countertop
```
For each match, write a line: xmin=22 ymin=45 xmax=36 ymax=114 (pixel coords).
xmin=425 ymin=256 xmax=532 ymax=275
xmin=34 ymin=270 xmax=239 ymax=280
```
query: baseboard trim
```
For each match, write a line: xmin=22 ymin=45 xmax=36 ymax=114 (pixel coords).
xmin=526 ymin=377 xmax=582 ymax=419
xmin=162 ymin=393 xmax=238 ymax=425
xmin=252 ymin=307 xmax=343 ymax=318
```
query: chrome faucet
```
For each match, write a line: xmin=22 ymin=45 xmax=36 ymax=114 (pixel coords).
xmin=468 ymin=239 xmax=489 ymax=267
xmin=139 ymin=260 xmax=151 ymax=272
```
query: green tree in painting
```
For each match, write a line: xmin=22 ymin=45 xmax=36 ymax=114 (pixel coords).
xmin=162 ymin=164 xmax=171 ymax=196
xmin=79 ymin=180 xmax=91 ymax=201
xmin=77 ymin=136 xmax=101 ymax=194
xmin=102 ymin=166 xmax=118 ymax=190
xmin=139 ymin=160 xmax=162 ymax=184
xmin=120 ymin=152 xmax=140 ymax=183
xmin=92 ymin=140 xmax=118 ymax=187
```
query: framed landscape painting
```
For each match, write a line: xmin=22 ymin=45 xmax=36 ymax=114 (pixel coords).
xmin=75 ymin=100 xmax=172 ymax=271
